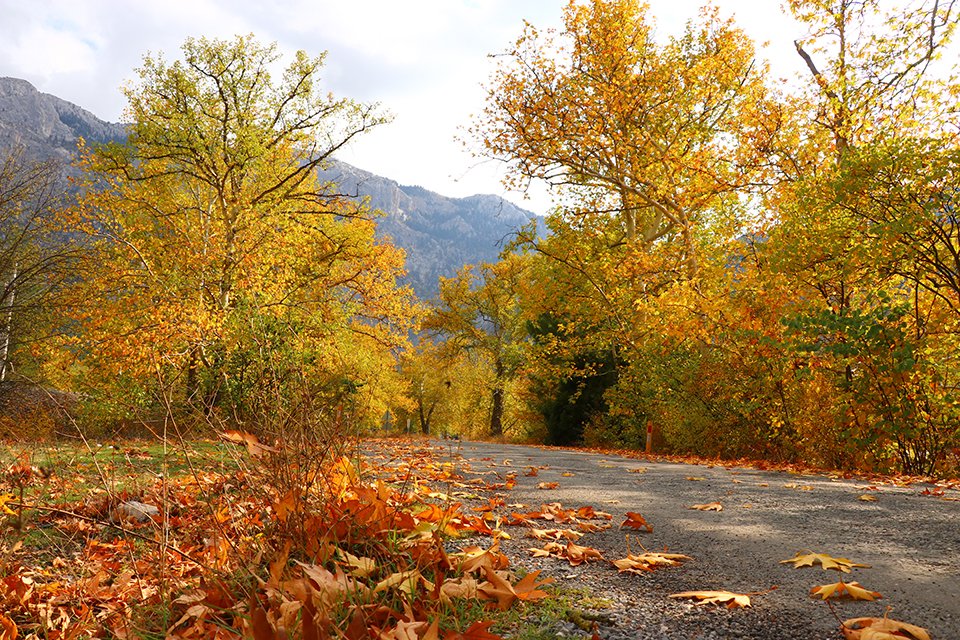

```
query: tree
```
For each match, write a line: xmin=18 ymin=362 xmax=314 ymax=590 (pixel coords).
xmin=0 ymin=149 xmax=78 ymax=384
xmin=425 ymin=255 xmax=530 ymax=437
xmin=64 ymin=35 xmax=415 ymax=427
xmin=476 ymin=0 xmax=781 ymax=277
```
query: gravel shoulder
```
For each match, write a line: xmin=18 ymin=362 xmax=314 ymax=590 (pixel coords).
xmin=436 ymin=439 xmax=960 ymax=640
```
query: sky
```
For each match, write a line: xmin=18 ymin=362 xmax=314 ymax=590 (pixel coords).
xmin=0 ymin=1 xmax=803 ymax=216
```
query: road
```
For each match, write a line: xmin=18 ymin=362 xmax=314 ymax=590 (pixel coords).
xmin=434 ymin=439 xmax=960 ymax=639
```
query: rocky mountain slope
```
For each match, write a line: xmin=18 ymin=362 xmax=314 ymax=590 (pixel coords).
xmin=317 ymin=161 xmax=537 ymax=298
xmin=0 ymin=77 xmax=126 ymax=163
xmin=0 ymin=76 xmax=538 ymax=299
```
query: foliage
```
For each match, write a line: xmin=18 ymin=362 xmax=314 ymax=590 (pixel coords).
xmin=459 ymin=0 xmax=960 ymax=476
xmin=55 ymin=35 xmax=416 ymax=433
xmin=0 ymin=149 xmax=78 ymax=389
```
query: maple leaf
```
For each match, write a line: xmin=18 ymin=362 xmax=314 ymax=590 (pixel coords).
xmin=841 ymin=616 xmax=931 ymax=640
xmin=689 ymin=502 xmax=723 ymax=511
xmin=219 ymin=430 xmax=278 ymax=458
xmin=440 ymin=576 xmax=480 ymax=603
xmin=477 ymin=567 xmax=552 ymax=610
xmin=612 ymin=552 xmax=691 ymax=574
xmin=561 ymin=542 xmax=605 ymax=565
xmin=524 ymin=467 xmax=539 ymax=477
xmin=669 ymin=590 xmax=752 ymax=608
xmin=443 ymin=620 xmax=503 ymax=640
xmin=576 ymin=521 xmax=611 ymax=533
xmin=810 ymin=580 xmax=882 ymax=601
xmin=537 ymin=482 xmax=559 ymax=490
xmin=528 ymin=541 xmax=603 ymax=565
xmin=0 ymin=612 xmax=17 ymax=640
xmin=781 ymin=552 xmax=871 ymax=572
xmin=0 ymin=493 xmax=15 ymax=516
xmin=457 ymin=543 xmax=509 ymax=574
xmin=620 ymin=512 xmax=653 ymax=532
xmin=526 ymin=528 xmax=583 ymax=541
xmin=574 ymin=506 xmax=612 ymax=520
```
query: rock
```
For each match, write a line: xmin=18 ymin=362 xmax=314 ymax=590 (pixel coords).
xmin=113 ymin=500 xmax=160 ymax=523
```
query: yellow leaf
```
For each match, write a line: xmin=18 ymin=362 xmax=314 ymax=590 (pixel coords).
xmin=0 ymin=493 xmax=15 ymax=516
xmin=612 ymin=552 xmax=691 ymax=574
xmin=810 ymin=580 xmax=882 ymax=601
xmin=669 ymin=590 xmax=751 ymax=608
xmin=780 ymin=551 xmax=870 ymax=572
xmin=689 ymin=502 xmax=723 ymax=511
xmin=858 ymin=494 xmax=878 ymax=502
xmin=841 ymin=616 xmax=930 ymax=640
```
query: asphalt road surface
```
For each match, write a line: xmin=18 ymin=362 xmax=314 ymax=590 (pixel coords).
xmin=435 ymin=439 xmax=960 ymax=640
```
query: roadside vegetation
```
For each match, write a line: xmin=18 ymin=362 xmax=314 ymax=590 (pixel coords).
xmin=1 ymin=0 xmax=959 ymax=637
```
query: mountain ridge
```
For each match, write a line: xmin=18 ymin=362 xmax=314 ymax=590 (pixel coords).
xmin=0 ymin=76 xmax=537 ymax=298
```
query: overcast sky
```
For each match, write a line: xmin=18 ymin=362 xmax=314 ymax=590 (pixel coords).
xmin=0 ymin=1 xmax=802 ymax=215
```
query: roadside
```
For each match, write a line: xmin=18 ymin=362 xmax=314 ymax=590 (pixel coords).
xmin=436 ymin=439 xmax=960 ymax=639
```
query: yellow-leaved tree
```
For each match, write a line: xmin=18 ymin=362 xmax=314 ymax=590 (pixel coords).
xmin=59 ymin=35 xmax=416 ymax=432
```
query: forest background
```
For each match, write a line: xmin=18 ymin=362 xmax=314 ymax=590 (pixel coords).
xmin=2 ymin=0 xmax=960 ymax=480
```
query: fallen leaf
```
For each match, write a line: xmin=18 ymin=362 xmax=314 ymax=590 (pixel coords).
xmin=669 ymin=590 xmax=751 ymax=608
xmin=686 ymin=476 xmax=705 ymax=481
xmin=810 ymin=580 xmax=882 ymax=601
xmin=780 ymin=552 xmax=870 ymax=573
xmin=689 ymin=502 xmax=723 ymax=511
xmin=445 ymin=620 xmax=504 ymax=640
xmin=841 ymin=616 xmax=930 ymax=640
xmin=612 ymin=552 xmax=691 ymax=574
xmin=561 ymin=472 xmax=576 ymax=477
xmin=628 ymin=467 xmax=647 ymax=474
xmin=537 ymin=482 xmax=559 ymax=490
xmin=528 ymin=541 xmax=604 ymax=565
xmin=620 ymin=512 xmax=653 ymax=533
xmin=0 ymin=493 xmax=15 ymax=515
xmin=0 ymin=612 xmax=17 ymax=640
xmin=524 ymin=467 xmax=539 ymax=477
xmin=477 ymin=567 xmax=552 ymax=609
xmin=526 ymin=528 xmax=584 ymax=541
xmin=858 ymin=494 xmax=878 ymax=502
xmin=220 ymin=430 xmax=278 ymax=457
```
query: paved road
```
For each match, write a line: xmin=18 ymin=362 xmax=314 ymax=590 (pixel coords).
xmin=435 ymin=440 xmax=959 ymax=639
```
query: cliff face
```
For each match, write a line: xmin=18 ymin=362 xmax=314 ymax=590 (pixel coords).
xmin=318 ymin=161 xmax=538 ymax=298
xmin=0 ymin=77 xmax=538 ymax=299
xmin=0 ymin=77 xmax=126 ymax=162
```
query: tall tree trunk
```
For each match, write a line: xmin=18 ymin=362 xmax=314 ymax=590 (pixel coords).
xmin=490 ymin=357 xmax=505 ymax=437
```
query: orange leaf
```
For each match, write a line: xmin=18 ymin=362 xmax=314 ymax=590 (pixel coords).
xmin=444 ymin=620 xmax=503 ymax=640
xmin=0 ymin=613 xmax=17 ymax=640
xmin=620 ymin=512 xmax=653 ymax=532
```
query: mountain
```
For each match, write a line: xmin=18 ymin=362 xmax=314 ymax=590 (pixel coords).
xmin=317 ymin=161 xmax=537 ymax=298
xmin=0 ymin=77 xmax=126 ymax=163
xmin=0 ymin=76 xmax=538 ymax=299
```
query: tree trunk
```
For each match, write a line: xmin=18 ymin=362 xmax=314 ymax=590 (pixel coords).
xmin=490 ymin=357 xmax=505 ymax=437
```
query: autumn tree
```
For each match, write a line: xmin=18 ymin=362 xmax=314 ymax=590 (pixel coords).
xmin=425 ymin=255 xmax=530 ymax=437
xmin=0 ymin=149 xmax=78 ymax=384
xmin=476 ymin=0 xmax=781 ymax=278
xmin=64 ymin=35 xmax=415 ymax=429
